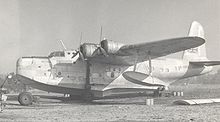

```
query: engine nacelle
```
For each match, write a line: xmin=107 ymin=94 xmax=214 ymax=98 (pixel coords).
xmin=80 ymin=43 xmax=100 ymax=58
xmin=100 ymin=40 xmax=124 ymax=54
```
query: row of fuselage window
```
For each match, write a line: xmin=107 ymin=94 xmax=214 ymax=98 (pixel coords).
xmin=145 ymin=65 xmax=188 ymax=73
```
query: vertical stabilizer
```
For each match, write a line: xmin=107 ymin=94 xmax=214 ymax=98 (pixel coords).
xmin=182 ymin=21 xmax=207 ymax=61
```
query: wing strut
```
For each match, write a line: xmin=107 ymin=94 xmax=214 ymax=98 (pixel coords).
xmin=148 ymin=51 xmax=155 ymax=84
xmin=148 ymin=51 xmax=166 ymax=93
xmin=148 ymin=51 xmax=152 ymax=76
xmin=133 ymin=50 xmax=139 ymax=71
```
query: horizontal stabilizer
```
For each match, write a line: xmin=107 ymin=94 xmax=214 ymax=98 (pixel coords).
xmin=190 ymin=61 xmax=220 ymax=66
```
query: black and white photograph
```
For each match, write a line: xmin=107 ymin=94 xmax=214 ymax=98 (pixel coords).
xmin=0 ymin=0 xmax=220 ymax=121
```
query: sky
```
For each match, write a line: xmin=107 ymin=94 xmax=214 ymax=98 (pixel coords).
xmin=0 ymin=0 xmax=219 ymax=73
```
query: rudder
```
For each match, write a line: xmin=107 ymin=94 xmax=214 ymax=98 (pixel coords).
xmin=182 ymin=21 xmax=207 ymax=61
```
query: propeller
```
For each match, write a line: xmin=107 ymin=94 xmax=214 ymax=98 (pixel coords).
xmin=91 ymin=26 xmax=109 ymax=57
xmin=92 ymin=44 xmax=108 ymax=57
xmin=78 ymin=47 xmax=85 ymax=60
xmin=74 ymin=32 xmax=86 ymax=61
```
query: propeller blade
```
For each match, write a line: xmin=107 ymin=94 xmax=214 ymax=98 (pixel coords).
xmin=78 ymin=50 xmax=85 ymax=61
xmin=91 ymin=45 xmax=108 ymax=57
xmin=100 ymin=26 xmax=102 ymax=42
xmin=99 ymin=47 xmax=109 ymax=57
xmin=91 ymin=48 xmax=100 ymax=57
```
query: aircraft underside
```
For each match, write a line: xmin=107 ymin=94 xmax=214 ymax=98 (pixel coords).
xmin=16 ymin=74 xmax=160 ymax=98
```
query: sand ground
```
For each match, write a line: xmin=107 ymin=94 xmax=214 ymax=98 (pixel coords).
xmin=0 ymin=84 xmax=220 ymax=122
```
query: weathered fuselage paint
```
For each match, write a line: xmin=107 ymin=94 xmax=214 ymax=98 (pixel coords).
xmin=16 ymin=56 xmax=212 ymax=97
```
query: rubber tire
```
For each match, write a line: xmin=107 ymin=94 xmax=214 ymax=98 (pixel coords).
xmin=18 ymin=92 xmax=33 ymax=106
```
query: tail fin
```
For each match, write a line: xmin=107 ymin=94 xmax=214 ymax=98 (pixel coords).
xmin=182 ymin=21 xmax=207 ymax=61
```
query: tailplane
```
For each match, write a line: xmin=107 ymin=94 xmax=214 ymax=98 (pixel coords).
xmin=183 ymin=21 xmax=220 ymax=66
xmin=182 ymin=21 xmax=207 ymax=61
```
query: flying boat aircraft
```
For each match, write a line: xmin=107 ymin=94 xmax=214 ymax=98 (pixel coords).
xmin=14 ymin=21 xmax=220 ymax=105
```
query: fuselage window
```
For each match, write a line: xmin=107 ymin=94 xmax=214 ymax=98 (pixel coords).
xmin=111 ymin=72 xmax=114 ymax=78
xmin=105 ymin=66 xmax=110 ymax=72
xmin=113 ymin=68 xmax=116 ymax=71
xmin=48 ymin=51 xmax=65 ymax=58
xmin=118 ymin=68 xmax=121 ymax=72
xmin=58 ymin=71 xmax=62 ymax=76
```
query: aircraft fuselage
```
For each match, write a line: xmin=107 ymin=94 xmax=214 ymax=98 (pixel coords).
xmin=16 ymin=56 xmax=212 ymax=98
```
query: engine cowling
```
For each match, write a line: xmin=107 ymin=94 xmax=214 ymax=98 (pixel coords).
xmin=100 ymin=40 xmax=124 ymax=54
xmin=80 ymin=43 xmax=100 ymax=58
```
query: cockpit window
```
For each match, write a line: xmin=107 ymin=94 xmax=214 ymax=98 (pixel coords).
xmin=48 ymin=51 xmax=65 ymax=58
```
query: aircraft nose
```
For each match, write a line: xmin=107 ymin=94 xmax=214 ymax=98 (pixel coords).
xmin=16 ymin=57 xmax=33 ymax=75
xmin=16 ymin=57 xmax=52 ymax=80
xmin=16 ymin=57 xmax=24 ymax=68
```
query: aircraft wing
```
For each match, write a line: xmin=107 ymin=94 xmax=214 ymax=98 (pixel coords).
xmin=118 ymin=37 xmax=204 ymax=57
xmin=90 ymin=37 xmax=205 ymax=65
xmin=190 ymin=61 xmax=220 ymax=66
